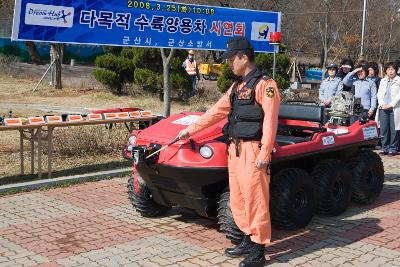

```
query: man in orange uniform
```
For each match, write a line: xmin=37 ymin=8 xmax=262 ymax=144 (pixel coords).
xmin=178 ymin=37 xmax=280 ymax=267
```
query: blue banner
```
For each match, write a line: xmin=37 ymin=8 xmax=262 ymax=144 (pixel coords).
xmin=12 ymin=0 xmax=281 ymax=52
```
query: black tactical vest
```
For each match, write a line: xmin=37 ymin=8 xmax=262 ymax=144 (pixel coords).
xmin=223 ymin=72 xmax=266 ymax=144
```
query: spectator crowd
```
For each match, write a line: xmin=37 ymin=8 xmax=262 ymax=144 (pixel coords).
xmin=319 ymin=59 xmax=400 ymax=156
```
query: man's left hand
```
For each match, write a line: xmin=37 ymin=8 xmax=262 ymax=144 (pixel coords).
xmin=255 ymin=156 xmax=270 ymax=169
xmin=354 ymin=67 xmax=363 ymax=73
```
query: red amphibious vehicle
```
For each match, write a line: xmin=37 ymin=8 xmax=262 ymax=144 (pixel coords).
xmin=124 ymin=101 xmax=384 ymax=243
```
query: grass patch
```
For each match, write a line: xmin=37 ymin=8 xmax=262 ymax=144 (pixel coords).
xmin=0 ymin=73 xmax=222 ymax=189
xmin=53 ymin=125 xmax=128 ymax=157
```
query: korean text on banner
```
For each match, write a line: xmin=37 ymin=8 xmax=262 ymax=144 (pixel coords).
xmin=12 ymin=0 xmax=281 ymax=53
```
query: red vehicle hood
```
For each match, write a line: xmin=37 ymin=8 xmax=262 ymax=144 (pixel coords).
xmin=136 ymin=112 xmax=226 ymax=145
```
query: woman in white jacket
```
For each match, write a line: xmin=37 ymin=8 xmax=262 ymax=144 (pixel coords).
xmin=375 ymin=62 xmax=400 ymax=156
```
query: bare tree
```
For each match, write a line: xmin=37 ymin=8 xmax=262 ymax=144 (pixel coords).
xmin=160 ymin=48 xmax=176 ymax=117
xmin=364 ymin=0 xmax=400 ymax=62
xmin=24 ymin=42 xmax=42 ymax=64
xmin=0 ymin=0 xmax=13 ymax=15
xmin=317 ymin=0 xmax=355 ymax=75
xmin=51 ymin=44 xmax=63 ymax=89
xmin=1 ymin=0 xmax=42 ymax=64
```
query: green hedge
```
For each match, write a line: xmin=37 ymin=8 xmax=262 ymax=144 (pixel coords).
xmin=170 ymin=72 xmax=192 ymax=92
xmin=134 ymin=68 xmax=162 ymax=93
xmin=94 ymin=54 xmax=135 ymax=81
xmin=0 ymin=44 xmax=30 ymax=62
xmin=103 ymin=46 xmax=123 ymax=56
xmin=121 ymin=47 xmax=163 ymax=73
xmin=93 ymin=69 xmax=120 ymax=92
xmin=94 ymin=54 xmax=135 ymax=93
xmin=94 ymin=47 xmax=192 ymax=97
xmin=217 ymin=53 xmax=291 ymax=93
xmin=217 ymin=63 xmax=237 ymax=93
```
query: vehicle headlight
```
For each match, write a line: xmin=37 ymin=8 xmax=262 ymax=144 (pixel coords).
xmin=199 ymin=145 xmax=213 ymax=159
xmin=128 ymin=135 xmax=136 ymax=145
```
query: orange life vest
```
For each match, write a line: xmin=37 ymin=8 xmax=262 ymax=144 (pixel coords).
xmin=185 ymin=59 xmax=197 ymax=76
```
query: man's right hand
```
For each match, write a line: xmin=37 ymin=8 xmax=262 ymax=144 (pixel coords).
xmin=323 ymin=100 xmax=331 ymax=106
xmin=177 ymin=129 xmax=190 ymax=140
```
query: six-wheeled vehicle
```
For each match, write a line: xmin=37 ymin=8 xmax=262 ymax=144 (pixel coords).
xmin=124 ymin=92 xmax=384 ymax=243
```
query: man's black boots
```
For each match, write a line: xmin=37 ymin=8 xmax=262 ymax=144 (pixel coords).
xmin=224 ymin=235 xmax=252 ymax=257
xmin=239 ymin=243 xmax=266 ymax=267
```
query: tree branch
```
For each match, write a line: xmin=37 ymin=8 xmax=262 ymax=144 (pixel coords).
xmin=166 ymin=48 xmax=176 ymax=64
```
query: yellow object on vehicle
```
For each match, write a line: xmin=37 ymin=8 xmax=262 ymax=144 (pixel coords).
xmin=198 ymin=63 xmax=223 ymax=81
xmin=199 ymin=64 xmax=210 ymax=75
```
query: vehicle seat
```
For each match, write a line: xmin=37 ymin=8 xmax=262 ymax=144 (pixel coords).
xmin=278 ymin=103 xmax=326 ymax=133
xmin=279 ymin=103 xmax=324 ymax=124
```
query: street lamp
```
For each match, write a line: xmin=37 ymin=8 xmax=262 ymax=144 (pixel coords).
xmin=269 ymin=32 xmax=281 ymax=79
xmin=360 ymin=0 xmax=367 ymax=57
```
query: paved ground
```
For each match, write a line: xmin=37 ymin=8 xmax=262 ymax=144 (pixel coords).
xmin=0 ymin=155 xmax=400 ymax=267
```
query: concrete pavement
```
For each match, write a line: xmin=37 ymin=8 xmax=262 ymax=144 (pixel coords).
xmin=0 ymin=155 xmax=399 ymax=266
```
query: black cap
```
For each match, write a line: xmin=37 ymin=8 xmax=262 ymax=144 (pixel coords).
xmin=359 ymin=63 xmax=369 ymax=71
xmin=326 ymin=63 xmax=338 ymax=69
xmin=221 ymin=37 xmax=254 ymax=60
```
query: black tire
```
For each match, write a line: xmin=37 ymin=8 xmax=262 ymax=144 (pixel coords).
xmin=271 ymin=168 xmax=315 ymax=230
xmin=349 ymin=151 xmax=384 ymax=204
xmin=217 ymin=191 xmax=243 ymax=244
xmin=312 ymin=159 xmax=352 ymax=216
xmin=209 ymin=73 xmax=219 ymax=81
xmin=127 ymin=174 xmax=170 ymax=217
xmin=202 ymin=74 xmax=210 ymax=80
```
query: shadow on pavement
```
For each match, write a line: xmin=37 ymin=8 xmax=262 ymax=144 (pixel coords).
xmin=268 ymin=180 xmax=399 ymax=263
xmin=0 ymin=160 xmax=131 ymax=186
xmin=267 ymin=217 xmax=383 ymax=263
xmin=151 ymin=179 xmax=399 ymax=264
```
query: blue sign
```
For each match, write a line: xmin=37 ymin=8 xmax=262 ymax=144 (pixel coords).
xmin=12 ymin=0 xmax=281 ymax=53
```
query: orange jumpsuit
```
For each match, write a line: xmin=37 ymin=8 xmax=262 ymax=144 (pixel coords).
xmin=186 ymin=74 xmax=280 ymax=245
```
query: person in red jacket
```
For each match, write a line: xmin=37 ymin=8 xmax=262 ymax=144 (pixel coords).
xmin=177 ymin=37 xmax=280 ymax=267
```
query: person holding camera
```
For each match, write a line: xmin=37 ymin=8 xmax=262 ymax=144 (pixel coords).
xmin=343 ymin=64 xmax=377 ymax=119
